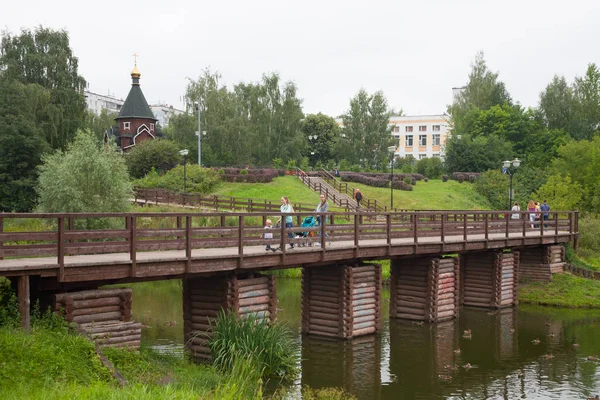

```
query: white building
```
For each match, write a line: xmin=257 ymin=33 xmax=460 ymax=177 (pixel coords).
xmin=149 ymin=104 xmax=186 ymax=127
xmin=84 ymin=91 xmax=124 ymax=115
xmin=389 ymin=114 xmax=450 ymax=159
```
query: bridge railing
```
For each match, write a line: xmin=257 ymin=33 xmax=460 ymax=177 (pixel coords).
xmin=0 ymin=210 xmax=578 ymax=278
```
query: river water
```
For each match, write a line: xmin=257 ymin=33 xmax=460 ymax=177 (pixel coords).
xmin=131 ymin=279 xmax=600 ymax=399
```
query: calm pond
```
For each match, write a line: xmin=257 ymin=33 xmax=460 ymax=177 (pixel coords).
xmin=131 ymin=279 xmax=600 ymax=399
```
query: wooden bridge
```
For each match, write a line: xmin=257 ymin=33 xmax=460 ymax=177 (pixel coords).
xmin=0 ymin=209 xmax=578 ymax=359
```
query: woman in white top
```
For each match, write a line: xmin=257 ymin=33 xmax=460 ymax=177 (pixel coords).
xmin=511 ymin=201 xmax=520 ymax=219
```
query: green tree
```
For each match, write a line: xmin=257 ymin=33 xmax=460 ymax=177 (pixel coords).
xmin=341 ymin=89 xmax=394 ymax=170
xmin=0 ymin=26 xmax=87 ymax=150
xmin=533 ymin=174 xmax=583 ymax=211
xmin=125 ymin=139 xmax=180 ymax=179
xmin=37 ymin=130 xmax=132 ymax=214
xmin=539 ymin=75 xmax=575 ymax=132
xmin=443 ymin=134 xmax=513 ymax=173
xmin=301 ymin=113 xmax=339 ymax=168
xmin=448 ymin=51 xmax=512 ymax=135
xmin=549 ymin=135 xmax=600 ymax=212
xmin=0 ymin=79 xmax=51 ymax=211
xmin=572 ymin=63 xmax=600 ymax=140
xmin=84 ymin=109 xmax=117 ymax=142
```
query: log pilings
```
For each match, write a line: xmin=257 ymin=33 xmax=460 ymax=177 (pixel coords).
xmin=390 ymin=256 xmax=460 ymax=322
xmin=183 ymin=273 xmax=277 ymax=362
xmin=462 ymin=251 xmax=517 ymax=309
xmin=301 ymin=263 xmax=382 ymax=339
xmin=518 ymin=245 xmax=565 ymax=282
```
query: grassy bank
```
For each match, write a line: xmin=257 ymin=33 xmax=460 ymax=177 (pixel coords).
xmin=519 ymin=273 xmax=600 ymax=308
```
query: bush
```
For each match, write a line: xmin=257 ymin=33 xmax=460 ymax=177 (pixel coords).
xmin=403 ymin=176 xmax=412 ymax=185
xmin=218 ymin=169 xmax=225 ymax=174
xmin=578 ymin=215 xmax=600 ymax=256
xmin=240 ymin=169 xmax=248 ymax=175
xmin=209 ymin=310 xmax=298 ymax=380
xmin=125 ymin=139 xmax=180 ymax=179
xmin=424 ymin=177 xmax=428 ymax=182
xmin=442 ymin=175 xmax=448 ymax=182
xmin=134 ymin=165 xmax=221 ymax=193
xmin=278 ymin=169 xmax=286 ymax=177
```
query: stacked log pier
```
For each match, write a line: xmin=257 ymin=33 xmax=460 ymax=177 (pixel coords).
xmin=462 ymin=252 xmax=517 ymax=309
xmin=519 ymin=245 xmax=565 ymax=282
xmin=183 ymin=274 xmax=276 ymax=362
xmin=390 ymin=257 xmax=460 ymax=322
xmin=301 ymin=263 xmax=382 ymax=339
xmin=54 ymin=288 xmax=141 ymax=349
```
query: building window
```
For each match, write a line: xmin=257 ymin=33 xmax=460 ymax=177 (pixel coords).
xmin=419 ymin=154 xmax=427 ymax=159
xmin=419 ymin=125 xmax=427 ymax=132
xmin=393 ymin=126 xmax=400 ymax=133
xmin=405 ymin=135 xmax=413 ymax=146
xmin=433 ymin=125 xmax=441 ymax=132
xmin=433 ymin=134 xmax=440 ymax=146
xmin=432 ymin=154 xmax=441 ymax=157
xmin=150 ymin=123 xmax=154 ymax=131
xmin=123 ymin=122 xmax=130 ymax=131
xmin=419 ymin=134 xmax=427 ymax=146
xmin=405 ymin=126 xmax=413 ymax=133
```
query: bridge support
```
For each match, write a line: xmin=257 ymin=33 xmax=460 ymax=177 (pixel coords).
xmin=461 ymin=251 xmax=518 ymax=309
xmin=518 ymin=245 xmax=565 ymax=282
xmin=301 ymin=263 xmax=382 ymax=339
xmin=183 ymin=273 xmax=277 ymax=362
xmin=389 ymin=257 xmax=460 ymax=322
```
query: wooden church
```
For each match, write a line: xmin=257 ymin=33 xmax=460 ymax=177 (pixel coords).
xmin=104 ymin=63 xmax=162 ymax=151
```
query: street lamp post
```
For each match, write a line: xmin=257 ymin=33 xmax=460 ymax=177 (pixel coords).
xmin=502 ymin=158 xmax=521 ymax=210
xmin=195 ymin=103 xmax=207 ymax=167
xmin=308 ymin=135 xmax=318 ymax=170
xmin=179 ymin=149 xmax=189 ymax=193
xmin=388 ymin=145 xmax=397 ymax=209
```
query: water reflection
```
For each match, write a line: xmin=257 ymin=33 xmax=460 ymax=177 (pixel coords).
xmin=130 ymin=280 xmax=600 ymax=399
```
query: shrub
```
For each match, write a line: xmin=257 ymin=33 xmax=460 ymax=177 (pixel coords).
xmin=240 ymin=169 xmax=248 ymax=175
xmin=442 ymin=175 xmax=448 ymax=182
xmin=134 ymin=165 xmax=221 ymax=193
xmin=578 ymin=215 xmax=600 ymax=256
xmin=125 ymin=138 xmax=180 ymax=179
xmin=209 ymin=310 xmax=298 ymax=380
xmin=278 ymin=169 xmax=286 ymax=176
xmin=218 ymin=169 xmax=225 ymax=174
xmin=403 ymin=176 xmax=412 ymax=185
xmin=424 ymin=177 xmax=428 ymax=182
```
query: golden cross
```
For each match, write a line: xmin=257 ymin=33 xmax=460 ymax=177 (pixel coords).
xmin=132 ymin=52 xmax=139 ymax=66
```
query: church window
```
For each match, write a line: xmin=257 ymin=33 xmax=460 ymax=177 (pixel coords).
xmin=123 ymin=122 xmax=130 ymax=131
xmin=150 ymin=123 xmax=154 ymax=131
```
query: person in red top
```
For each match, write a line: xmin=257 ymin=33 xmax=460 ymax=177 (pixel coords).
xmin=354 ymin=189 xmax=363 ymax=207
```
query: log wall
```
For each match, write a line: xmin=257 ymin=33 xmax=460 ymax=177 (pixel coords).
xmin=462 ymin=251 xmax=517 ymax=309
xmin=301 ymin=263 xmax=382 ymax=339
xmin=183 ymin=273 xmax=277 ymax=362
xmin=390 ymin=257 xmax=460 ymax=322
xmin=519 ymin=245 xmax=565 ymax=282
xmin=54 ymin=288 xmax=140 ymax=349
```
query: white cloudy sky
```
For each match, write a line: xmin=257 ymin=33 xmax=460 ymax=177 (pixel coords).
xmin=3 ymin=0 xmax=599 ymax=116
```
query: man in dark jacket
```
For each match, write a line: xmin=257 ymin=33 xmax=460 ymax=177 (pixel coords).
xmin=540 ymin=200 xmax=550 ymax=228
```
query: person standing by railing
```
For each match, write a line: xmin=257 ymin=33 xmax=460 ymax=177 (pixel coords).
xmin=540 ymin=200 xmax=550 ymax=228
xmin=276 ymin=196 xmax=295 ymax=249
xmin=315 ymin=194 xmax=329 ymax=245
xmin=511 ymin=202 xmax=521 ymax=220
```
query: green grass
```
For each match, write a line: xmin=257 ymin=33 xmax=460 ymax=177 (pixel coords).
xmin=519 ymin=273 xmax=600 ymax=308
xmin=346 ymin=178 xmax=491 ymax=210
xmin=212 ymin=176 xmax=323 ymax=207
xmin=209 ymin=310 xmax=299 ymax=381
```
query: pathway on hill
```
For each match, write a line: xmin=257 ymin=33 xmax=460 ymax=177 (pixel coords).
xmin=298 ymin=175 xmax=361 ymax=211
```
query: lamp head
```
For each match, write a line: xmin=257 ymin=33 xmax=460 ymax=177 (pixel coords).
xmin=387 ymin=145 xmax=396 ymax=154
xmin=512 ymin=158 xmax=521 ymax=168
xmin=502 ymin=160 xmax=510 ymax=169
xmin=202 ymin=130 xmax=207 ymax=136
xmin=179 ymin=149 xmax=189 ymax=157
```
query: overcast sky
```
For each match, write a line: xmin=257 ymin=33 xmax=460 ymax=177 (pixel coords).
xmin=3 ymin=0 xmax=599 ymax=116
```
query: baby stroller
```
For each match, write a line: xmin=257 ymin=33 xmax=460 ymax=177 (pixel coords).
xmin=296 ymin=216 xmax=317 ymax=247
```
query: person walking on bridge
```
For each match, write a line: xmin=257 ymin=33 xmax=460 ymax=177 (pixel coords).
xmin=315 ymin=194 xmax=329 ymax=245
xmin=277 ymin=196 xmax=294 ymax=249
xmin=540 ymin=200 xmax=551 ymax=228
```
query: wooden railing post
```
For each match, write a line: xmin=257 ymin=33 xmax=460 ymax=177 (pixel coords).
xmin=505 ymin=211 xmax=510 ymax=240
xmin=58 ymin=216 xmax=65 ymax=282
xmin=386 ymin=214 xmax=391 ymax=252
xmin=186 ymin=215 xmax=192 ymax=273
xmin=554 ymin=212 xmax=559 ymax=237
xmin=0 ymin=216 xmax=3 ymax=260
xmin=354 ymin=214 xmax=359 ymax=257
xmin=413 ymin=213 xmax=418 ymax=244
xmin=463 ymin=213 xmax=468 ymax=242
xmin=129 ymin=215 xmax=137 ymax=277
xmin=484 ymin=213 xmax=489 ymax=248
xmin=441 ymin=213 xmax=445 ymax=250
xmin=320 ymin=215 xmax=326 ymax=259
xmin=574 ymin=211 xmax=579 ymax=250
xmin=238 ymin=215 xmax=244 ymax=267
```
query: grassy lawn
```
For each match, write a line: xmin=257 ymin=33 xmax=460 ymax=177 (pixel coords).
xmin=519 ymin=273 xmax=600 ymax=308
xmin=346 ymin=178 xmax=491 ymax=210
xmin=210 ymin=176 xmax=490 ymax=211
xmin=211 ymin=176 xmax=323 ymax=207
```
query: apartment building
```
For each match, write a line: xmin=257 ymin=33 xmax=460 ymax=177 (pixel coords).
xmin=390 ymin=114 xmax=449 ymax=159
xmin=149 ymin=104 xmax=186 ymax=128
xmin=84 ymin=91 xmax=124 ymax=115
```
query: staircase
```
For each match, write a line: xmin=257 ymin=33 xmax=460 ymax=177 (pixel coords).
xmin=296 ymin=168 xmax=388 ymax=212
